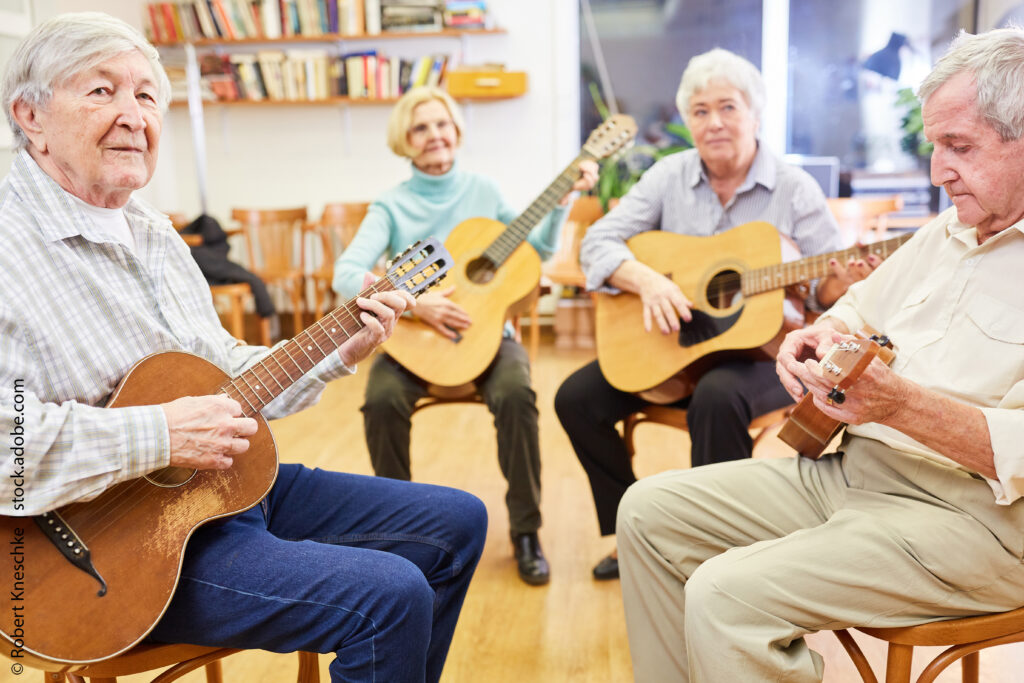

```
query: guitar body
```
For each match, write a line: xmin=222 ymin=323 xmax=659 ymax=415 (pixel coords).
xmin=382 ymin=217 xmax=541 ymax=387
xmin=595 ymin=222 xmax=784 ymax=394
xmin=0 ymin=351 xmax=277 ymax=667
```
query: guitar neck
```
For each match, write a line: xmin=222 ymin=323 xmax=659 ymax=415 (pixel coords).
xmin=219 ymin=280 xmax=395 ymax=416
xmin=482 ymin=152 xmax=594 ymax=266
xmin=742 ymin=232 xmax=912 ymax=296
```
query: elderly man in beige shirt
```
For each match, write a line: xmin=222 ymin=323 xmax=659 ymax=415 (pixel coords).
xmin=616 ymin=27 xmax=1024 ymax=683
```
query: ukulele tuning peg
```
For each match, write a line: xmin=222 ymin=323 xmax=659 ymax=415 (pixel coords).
xmin=827 ymin=387 xmax=846 ymax=404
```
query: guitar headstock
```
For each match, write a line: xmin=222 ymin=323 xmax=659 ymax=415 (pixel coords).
xmin=582 ymin=114 xmax=638 ymax=160
xmin=818 ymin=334 xmax=893 ymax=403
xmin=385 ymin=237 xmax=452 ymax=298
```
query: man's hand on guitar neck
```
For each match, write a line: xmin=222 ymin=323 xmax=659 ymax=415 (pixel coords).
xmin=412 ymin=285 xmax=472 ymax=340
xmin=340 ymin=272 xmax=417 ymax=366
xmin=608 ymin=260 xmax=693 ymax=334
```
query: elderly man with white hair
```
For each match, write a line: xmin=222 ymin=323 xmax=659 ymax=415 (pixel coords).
xmin=618 ymin=28 xmax=1024 ymax=681
xmin=0 ymin=12 xmax=486 ymax=682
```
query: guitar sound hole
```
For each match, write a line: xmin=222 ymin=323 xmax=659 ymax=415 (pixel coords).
xmin=705 ymin=269 xmax=742 ymax=310
xmin=145 ymin=466 xmax=198 ymax=488
xmin=466 ymin=256 xmax=496 ymax=284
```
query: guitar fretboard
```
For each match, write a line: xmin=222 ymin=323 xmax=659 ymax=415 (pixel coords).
xmin=219 ymin=279 xmax=396 ymax=416
xmin=742 ymin=233 xmax=913 ymax=296
xmin=482 ymin=153 xmax=596 ymax=267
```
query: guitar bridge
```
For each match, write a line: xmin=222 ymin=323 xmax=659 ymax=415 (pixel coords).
xmin=34 ymin=511 xmax=108 ymax=597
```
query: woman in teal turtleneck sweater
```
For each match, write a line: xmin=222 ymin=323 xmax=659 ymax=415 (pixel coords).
xmin=332 ymin=86 xmax=596 ymax=586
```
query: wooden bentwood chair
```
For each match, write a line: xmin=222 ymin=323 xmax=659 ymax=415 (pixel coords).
xmin=303 ymin=202 xmax=370 ymax=321
xmin=826 ymin=195 xmax=905 ymax=246
xmin=832 ymin=605 xmax=1024 ymax=683
xmin=39 ymin=644 xmax=319 ymax=683
xmin=168 ymin=213 xmax=271 ymax=347
xmin=232 ymin=207 xmax=308 ymax=339
xmin=621 ymin=404 xmax=793 ymax=459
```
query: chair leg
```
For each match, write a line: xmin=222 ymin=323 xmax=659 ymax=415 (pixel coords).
xmin=884 ymin=643 xmax=914 ymax=683
xmin=227 ymin=291 xmax=245 ymax=341
xmin=528 ymin=298 xmax=540 ymax=365
xmin=290 ymin=283 xmax=304 ymax=337
xmin=296 ymin=651 xmax=320 ymax=682
xmin=960 ymin=651 xmax=979 ymax=683
xmin=205 ymin=659 xmax=224 ymax=683
xmin=832 ymin=629 xmax=879 ymax=683
xmin=622 ymin=414 xmax=643 ymax=458
xmin=260 ymin=317 xmax=272 ymax=347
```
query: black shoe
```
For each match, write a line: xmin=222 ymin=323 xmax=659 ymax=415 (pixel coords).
xmin=511 ymin=532 xmax=550 ymax=586
xmin=592 ymin=553 xmax=619 ymax=581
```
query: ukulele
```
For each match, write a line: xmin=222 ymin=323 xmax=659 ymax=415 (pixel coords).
xmin=778 ymin=330 xmax=895 ymax=459
xmin=594 ymin=223 xmax=911 ymax=396
xmin=381 ymin=114 xmax=638 ymax=387
xmin=0 ymin=238 xmax=451 ymax=670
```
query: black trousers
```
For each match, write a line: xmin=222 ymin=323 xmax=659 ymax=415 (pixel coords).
xmin=554 ymin=357 xmax=790 ymax=536
xmin=362 ymin=339 xmax=542 ymax=535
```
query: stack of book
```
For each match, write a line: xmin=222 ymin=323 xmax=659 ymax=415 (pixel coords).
xmin=443 ymin=0 xmax=486 ymax=29
xmin=191 ymin=49 xmax=450 ymax=102
xmin=143 ymin=0 xmax=395 ymax=42
xmin=380 ymin=0 xmax=443 ymax=32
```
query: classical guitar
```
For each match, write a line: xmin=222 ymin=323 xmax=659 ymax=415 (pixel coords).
xmin=0 ymin=238 xmax=451 ymax=670
xmin=778 ymin=330 xmax=895 ymax=459
xmin=594 ymin=223 xmax=911 ymax=395
xmin=382 ymin=114 xmax=638 ymax=387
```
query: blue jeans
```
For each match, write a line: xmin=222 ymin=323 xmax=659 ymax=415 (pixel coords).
xmin=148 ymin=464 xmax=488 ymax=682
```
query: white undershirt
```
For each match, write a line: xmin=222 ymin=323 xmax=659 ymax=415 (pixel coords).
xmin=68 ymin=193 xmax=136 ymax=253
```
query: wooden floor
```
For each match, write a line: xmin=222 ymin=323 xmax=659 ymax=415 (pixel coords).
xmin=21 ymin=338 xmax=1024 ymax=682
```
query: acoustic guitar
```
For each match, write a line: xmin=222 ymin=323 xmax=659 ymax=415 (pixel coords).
xmin=382 ymin=114 xmax=638 ymax=387
xmin=0 ymin=238 xmax=451 ymax=670
xmin=594 ymin=223 xmax=911 ymax=395
xmin=778 ymin=330 xmax=895 ymax=459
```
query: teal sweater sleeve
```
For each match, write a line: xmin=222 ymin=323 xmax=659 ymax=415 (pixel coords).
xmin=331 ymin=162 xmax=569 ymax=300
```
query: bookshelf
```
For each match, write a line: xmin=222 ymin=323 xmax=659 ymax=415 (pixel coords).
xmin=154 ymin=4 xmax=525 ymax=214
xmin=153 ymin=27 xmax=506 ymax=47
xmin=159 ymin=28 xmax=523 ymax=108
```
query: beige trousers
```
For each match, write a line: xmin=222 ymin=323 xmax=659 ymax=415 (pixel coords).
xmin=617 ymin=436 xmax=1024 ymax=682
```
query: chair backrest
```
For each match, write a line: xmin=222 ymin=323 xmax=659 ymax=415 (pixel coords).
xmin=826 ymin=195 xmax=904 ymax=245
xmin=232 ymin=207 xmax=308 ymax=275
xmin=544 ymin=195 xmax=607 ymax=288
xmin=304 ymin=202 xmax=370 ymax=276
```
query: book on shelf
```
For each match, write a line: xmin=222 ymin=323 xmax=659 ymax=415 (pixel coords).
xmin=190 ymin=47 xmax=449 ymax=102
xmin=443 ymin=0 xmax=486 ymax=29
xmin=146 ymin=0 xmax=489 ymax=41
xmin=364 ymin=0 xmax=381 ymax=34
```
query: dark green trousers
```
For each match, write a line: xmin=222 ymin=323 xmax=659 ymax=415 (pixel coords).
xmin=362 ymin=338 xmax=542 ymax=534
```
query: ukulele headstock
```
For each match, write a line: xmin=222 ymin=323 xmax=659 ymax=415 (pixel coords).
xmin=582 ymin=114 xmax=639 ymax=160
xmin=385 ymin=237 xmax=453 ymax=298
xmin=818 ymin=334 xmax=893 ymax=403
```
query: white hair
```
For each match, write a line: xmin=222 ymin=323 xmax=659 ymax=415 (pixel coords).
xmin=675 ymin=48 xmax=766 ymax=125
xmin=918 ymin=27 xmax=1024 ymax=141
xmin=2 ymin=12 xmax=171 ymax=151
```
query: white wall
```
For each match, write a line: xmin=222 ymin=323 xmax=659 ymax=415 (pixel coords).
xmin=8 ymin=0 xmax=578 ymax=223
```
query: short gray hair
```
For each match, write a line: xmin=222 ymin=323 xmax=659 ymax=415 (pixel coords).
xmin=918 ymin=27 xmax=1024 ymax=141
xmin=675 ymin=48 xmax=766 ymax=125
xmin=2 ymin=12 xmax=171 ymax=152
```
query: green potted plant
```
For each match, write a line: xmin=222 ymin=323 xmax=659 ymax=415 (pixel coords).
xmin=588 ymin=83 xmax=693 ymax=212
xmin=896 ymin=87 xmax=933 ymax=162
